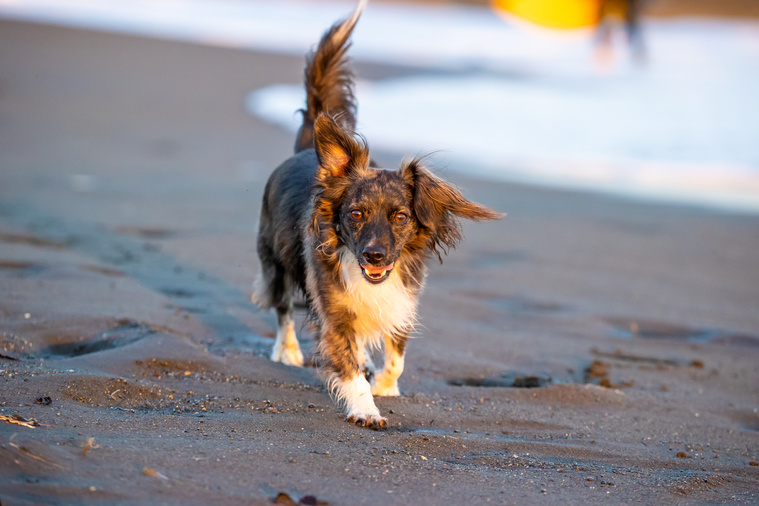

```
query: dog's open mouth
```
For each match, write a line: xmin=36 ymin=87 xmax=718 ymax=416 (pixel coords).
xmin=360 ymin=263 xmax=394 ymax=284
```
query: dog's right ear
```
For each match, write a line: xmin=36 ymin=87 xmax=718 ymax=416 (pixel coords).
xmin=314 ymin=114 xmax=368 ymax=178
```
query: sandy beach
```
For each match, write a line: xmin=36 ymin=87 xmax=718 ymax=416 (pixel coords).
xmin=1 ymin=17 xmax=758 ymax=504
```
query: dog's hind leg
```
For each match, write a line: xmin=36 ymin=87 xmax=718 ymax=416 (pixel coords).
xmin=357 ymin=346 xmax=376 ymax=379
xmin=253 ymin=252 xmax=304 ymax=367
xmin=371 ymin=333 xmax=408 ymax=397
xmin=270 ymin=305 xmax=304 ymax=367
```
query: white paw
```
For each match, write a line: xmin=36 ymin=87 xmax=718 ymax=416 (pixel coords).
xmin=346 ymin=410 xmax=387 ymax=430
xmin=271 ymin=344 xmax=304 ymax=367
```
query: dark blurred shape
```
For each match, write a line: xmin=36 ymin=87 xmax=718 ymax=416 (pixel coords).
xmin=595 ymin=0 xmax=647 ymax=66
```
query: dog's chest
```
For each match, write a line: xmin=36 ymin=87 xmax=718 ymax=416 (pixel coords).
xmin=338 ymin=250 xmax=417 ymax=345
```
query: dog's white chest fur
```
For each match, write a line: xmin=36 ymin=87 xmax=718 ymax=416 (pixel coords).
xmin=337 ymin=247 xmax=417 ymax=347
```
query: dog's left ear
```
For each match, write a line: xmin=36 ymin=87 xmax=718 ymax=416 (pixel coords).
xmin=402 ymin=157 xmax=503 ymax=260
xmin=314 ymin=113 xmax=368 ymax=179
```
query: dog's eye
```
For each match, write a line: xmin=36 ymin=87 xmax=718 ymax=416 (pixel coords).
xmin=350 ymin=210 xmax=363 ymax=220
xmin=395 ymin=212 xmax=408 ymax=224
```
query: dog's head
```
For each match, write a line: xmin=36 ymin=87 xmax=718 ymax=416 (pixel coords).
xmin=311 ymin=114 xmax=501 ymax=285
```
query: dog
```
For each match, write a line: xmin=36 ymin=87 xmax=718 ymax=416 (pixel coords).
xmin=252 ymin=0 xmax=501 ymax=429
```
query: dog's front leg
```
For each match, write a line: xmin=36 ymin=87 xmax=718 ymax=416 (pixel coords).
xmin=323 ymin=330 xmax=387 ymax=430
xmin=371 ymin=333 xmax=407 ymax=397
xmin=341 ymin=372 xmax=386 ymax=429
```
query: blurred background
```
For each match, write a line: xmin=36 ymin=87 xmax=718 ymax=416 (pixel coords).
xmin=1 ymin=0 xmax=758 ymax=213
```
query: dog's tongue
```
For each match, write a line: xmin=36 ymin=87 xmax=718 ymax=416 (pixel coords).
xmin=363 ymin=263 xmax=394 ymax=276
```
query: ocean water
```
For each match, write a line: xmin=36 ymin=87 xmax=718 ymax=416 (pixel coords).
xmin=3 ymin=0 xmax=758 ymax=212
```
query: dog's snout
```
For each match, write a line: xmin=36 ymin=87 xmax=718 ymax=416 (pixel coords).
xmin=362 ymin=245 xmax=386 ymax=265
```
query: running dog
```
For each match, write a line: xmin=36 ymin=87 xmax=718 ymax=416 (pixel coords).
xmin=252 ymin=0 xmax=501 ymax=429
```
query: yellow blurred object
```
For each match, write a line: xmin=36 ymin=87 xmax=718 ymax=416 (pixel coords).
xmin=492 ymin=0 xmax=603 ymax=30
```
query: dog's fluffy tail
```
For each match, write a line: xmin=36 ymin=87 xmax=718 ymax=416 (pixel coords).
xmin=293 ymin=0 xmax=366 ymax=153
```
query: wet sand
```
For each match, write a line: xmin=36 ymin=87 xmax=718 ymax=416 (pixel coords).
xmin=1 ymin=19 xmax=758 ymax=505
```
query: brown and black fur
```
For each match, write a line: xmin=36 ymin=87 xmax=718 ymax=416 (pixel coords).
xmin=252 ymin=0 xmax=501 ymax=429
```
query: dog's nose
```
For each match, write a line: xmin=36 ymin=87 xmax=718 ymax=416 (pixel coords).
xmin=362 ymin=245 xmax=386 ymax=265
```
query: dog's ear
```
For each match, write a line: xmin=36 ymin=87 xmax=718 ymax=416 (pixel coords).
xmin=314 ymin=113 xmax=368 ymax=178
xmin=402 ymin=157 xmax=502 ymax=261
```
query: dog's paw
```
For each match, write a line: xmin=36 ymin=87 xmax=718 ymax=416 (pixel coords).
xmin=371 ymin=373 xmax=400 ymax=397
xmin=270 ymin=345 xmax=304 ymax=367
xmin=346 ymin=412 xmax=388 ymax=430
xmin=371 ymin=382 xmax=400 ymax=397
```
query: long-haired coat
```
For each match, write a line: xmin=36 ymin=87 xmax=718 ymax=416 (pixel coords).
xmin=252 ymin=1 xmax=501 ymax=429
